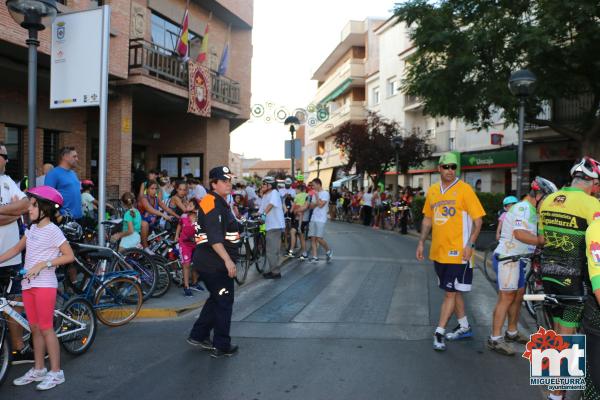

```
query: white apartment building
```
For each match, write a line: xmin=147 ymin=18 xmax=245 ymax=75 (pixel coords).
xmin=367 ymin=16 xmax=520 ymax=193
xmin=303 ymin=19 xmax=385 ymax=189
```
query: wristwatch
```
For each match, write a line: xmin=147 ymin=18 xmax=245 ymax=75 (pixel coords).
xmin=468 ymin=242 xmax=476 ymax=249
xmin=46 ymin=261 xmax=53 ymax=269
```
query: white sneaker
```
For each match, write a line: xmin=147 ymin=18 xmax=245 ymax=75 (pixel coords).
xmin=13 ymin=367 xmax=47 ymax=386
xmin=326 ymin=250 xmax=333 ymax=263
xmin=36 ymin=370 xmax=65 ymax=391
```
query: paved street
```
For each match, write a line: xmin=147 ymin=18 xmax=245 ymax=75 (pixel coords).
xmin=3 ymin=222 xmax=542 ymax=399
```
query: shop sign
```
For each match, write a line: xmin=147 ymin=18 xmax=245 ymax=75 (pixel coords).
xmin=461 ymin=149 xmax=516 ymax=169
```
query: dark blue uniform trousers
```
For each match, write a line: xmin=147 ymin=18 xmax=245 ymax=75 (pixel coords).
xmin=189 ymin=268 xmax=234 ymax=351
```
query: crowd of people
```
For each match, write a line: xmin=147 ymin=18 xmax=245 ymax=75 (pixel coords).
xmin=417 ymin=152 xmax=600 ymax=400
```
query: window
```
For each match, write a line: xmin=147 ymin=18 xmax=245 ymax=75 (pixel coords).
xmin=386 ymin=78 xmax=399 ymax=97
xmin=151 ymin=12 xmax=198 ymax=54
xmin=371 ymin=87 xmax=380 ymax=105
xmin=159 ymin=154 xmax=203 ymax=178
xmin=317 ymin=141 xmax=325 ymax=155
xmin=3 ymin=126 xmax=23 ymax=180
xmin=43 ymin=130 xmax=60 ymax=165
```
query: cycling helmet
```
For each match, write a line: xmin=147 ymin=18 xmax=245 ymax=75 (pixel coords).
xmin=531 ymin=176 xmax=558 ymax=195
xmin=502 ymin=196 xmax=519 ymax=206
xmin=61 ymin=221 xmax=83 ymax=242
xmin=570 ymin=157 xmax=600 ymax=180
xmin=284 ymin=177 xmax=292 ymax=186
xmin=262 ymin=176 xmax=275 ymax=185
xmin=26 ymin=186 xmax=64 ymax=209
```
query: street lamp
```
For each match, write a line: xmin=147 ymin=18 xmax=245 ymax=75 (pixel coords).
xmin=391 ymin=135 xmax=403 ymax=199
xmin=284 ymin=116 xmax=300 ymax=180
xmin=508 ymin=69 xmax=537 ymax=198
xmin=315 ymin=156 xmax=323 ymax=178
xmin=6 ymin=0 xmax=58 ymax=188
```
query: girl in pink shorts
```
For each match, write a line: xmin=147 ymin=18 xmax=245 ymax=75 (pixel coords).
xmin=0 ymin=186 xmax=74 ymax=391
xmin=175 ymin=207 xmax=202 ymax=296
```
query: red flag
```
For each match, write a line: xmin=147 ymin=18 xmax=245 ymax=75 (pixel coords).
xmin=196 ymin=22 xmax=209 ymax=63
xmin=176 ymin=9 xmax=189 ymax=60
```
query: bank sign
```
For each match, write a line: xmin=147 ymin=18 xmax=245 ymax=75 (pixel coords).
xmin=461 ymin=149 xmax=516 ymax=170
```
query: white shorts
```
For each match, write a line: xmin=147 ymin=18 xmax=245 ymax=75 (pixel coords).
xmin=494 ymin=253 xmax=526 ymax=291
xmin=308 ymin=221 xmax=326 ymax=238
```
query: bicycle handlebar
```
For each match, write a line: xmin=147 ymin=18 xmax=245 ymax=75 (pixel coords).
xmin=523 ymin=294 xmax=587 ymax=304
xmin=497 ymin=253 xmax=535 ymax=262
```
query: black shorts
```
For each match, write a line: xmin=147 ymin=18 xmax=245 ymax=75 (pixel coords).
xmin=434 ymin=261 xmax=473 ymax=292
xmin=541 ymin=274 xmax=584 ymax=328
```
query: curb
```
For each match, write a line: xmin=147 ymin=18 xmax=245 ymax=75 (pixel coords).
xmin=134 ymin=254 xmax=299 ymax=320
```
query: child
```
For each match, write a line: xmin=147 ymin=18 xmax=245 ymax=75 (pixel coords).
xmin=175 ymin=204 xmax=203 ymax=296
xmin=111 ymin=192 xmax=142 ymax=250
xmin=0 ymin=186 xmax=74 ymax=390
xmin=496 ymin=196 xmax=518 ymax=241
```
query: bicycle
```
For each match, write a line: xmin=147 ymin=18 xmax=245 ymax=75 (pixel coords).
xmin=523 ymin=293 xmax=587 ymax=331
xmin=235 ymin=218 xmax=267 ymax=285
xmin=481 ymin=241 xmax=500 ymax=284
xmin=0 ymin=273 xmax=97 ymax=385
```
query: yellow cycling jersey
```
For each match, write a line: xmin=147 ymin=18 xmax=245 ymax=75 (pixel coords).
xmin=539 ymin=187 xmax=600 ymax=277
xmin=423 ymin=179 xmax=486 ymax=264
xmin=586 ymin=216 xmax=600 ymax=292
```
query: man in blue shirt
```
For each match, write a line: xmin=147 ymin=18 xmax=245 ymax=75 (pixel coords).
xmin=45 ymin=146 xmax=82 ymax=219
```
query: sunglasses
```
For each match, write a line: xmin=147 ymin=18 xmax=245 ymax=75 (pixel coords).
xmin=0 ymin=154 xmax=7 ymax=160
xmin=440 ymin=164 xmax=458 ymax=170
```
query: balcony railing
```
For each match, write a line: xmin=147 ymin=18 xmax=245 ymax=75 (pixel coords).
xmin=128 ymin=39 xmax=240 ymax=106
xmin=404 ymin=95 xmax=422 ymax=110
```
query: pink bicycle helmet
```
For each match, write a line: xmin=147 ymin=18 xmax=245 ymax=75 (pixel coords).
xmin=27 ymin=186 xmax=64 ymax=209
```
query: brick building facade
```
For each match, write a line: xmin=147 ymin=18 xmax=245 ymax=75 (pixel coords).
xmin=0 ymin=0 xmax=252 ymax=198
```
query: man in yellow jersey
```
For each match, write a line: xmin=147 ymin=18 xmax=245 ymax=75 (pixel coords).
xmin=584 ymin=212 xmax=600 ymax=400
xmin=416 ymin=152 xmax=485 ymax=351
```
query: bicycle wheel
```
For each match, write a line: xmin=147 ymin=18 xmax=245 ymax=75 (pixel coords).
xmin=235 ymin=242 xmax=251 ymax=285
xmin=94 ymin=277 xmax=143 ymax=327
xmin=482 ymin=244 xmax=498 ymax=284
xmin=151 ymin=262 xmax=171 ymax=298
xmin=119 ymin=249 xmax=157 ymax=301
xmin=254 ymin=234 xmax=267 ymax=273
xmin=535 ymin=303 xmax=553 ymax=330
xmin=0 ymin=324 xmax=10 ymax=386
xmin=524 ymin=270 xmax=539 ymax=318
xmin=56 ymin=297 xmax=97 ymax=355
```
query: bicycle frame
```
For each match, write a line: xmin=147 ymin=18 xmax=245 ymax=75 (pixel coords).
xmin=0 ymin=297 xmax=88 ymax=339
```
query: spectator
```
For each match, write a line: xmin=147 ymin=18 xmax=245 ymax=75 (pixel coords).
xmin=35 ymin=163 xmax=53 ymax=188
xmin=45 ymin=147 xmax=82 ymax=220
xmin=138 ymin=169 xmax=159 ymax=199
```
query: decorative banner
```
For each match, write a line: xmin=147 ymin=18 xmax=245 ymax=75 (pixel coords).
xmin=187 ymin=61 xmax=211 ymax=117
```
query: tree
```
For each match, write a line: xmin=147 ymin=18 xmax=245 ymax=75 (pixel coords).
xmin=394 ymin=0 xmax=600 ymax=155
xmin=333 ymin=112 xmax=431 ymax=185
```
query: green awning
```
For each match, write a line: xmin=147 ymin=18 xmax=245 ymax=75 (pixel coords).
xmin=318 ymin=78 xmax=352 ymax=105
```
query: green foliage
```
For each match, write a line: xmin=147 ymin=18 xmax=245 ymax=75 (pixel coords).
xmin=334 ymin=111 xmax=431 ymax=185
xmin=410 ymin=191 xmax=504 ymax=231
xmin=393 ymin=0 xmax=600 ymax=149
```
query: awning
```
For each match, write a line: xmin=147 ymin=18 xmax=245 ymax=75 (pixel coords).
xmin=332 ymin=175 xmax=357 ymax=188
xmin=305 ymin=168 xmax=334 ymax=189
xmin=306 ymin=171 xmax=318 ymax=185
xmin=318 ymin=78 xmax=352 ymax=105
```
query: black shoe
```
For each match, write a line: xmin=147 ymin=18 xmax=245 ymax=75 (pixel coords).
xmin=11 ymin=348 xmax=35 ymax=365
xmin=263 ymin=272 xmax=281 ymax=279
xmin=211 ymin=345 xmax=239 ymax=358
xmin=187 ymin=337 xmax=215 ymax=351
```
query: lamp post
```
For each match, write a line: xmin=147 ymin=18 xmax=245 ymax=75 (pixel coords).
xmin=315 ymin=155 xmax=323 ymax=178
xmin=284 ymin=116 xmax=300 ymax=180
xmin=508 ymin=69 xmax=537 ymax=198
xmin=6 ymin=0 xmax=58 ymax=188
xmin=391 ymin=135 xmax=403 ymax=199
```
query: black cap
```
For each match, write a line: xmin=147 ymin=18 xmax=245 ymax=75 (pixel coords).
xmin=209 ymin=166 xmax=234 ymax=181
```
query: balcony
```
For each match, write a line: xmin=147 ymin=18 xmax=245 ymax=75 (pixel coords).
xmin=430 ymin=130 xmax=453 ymax=153
xmin=128 ymin=39 xmax=240 ymax=107
xmin=315 ymin=59 xmax=365 ymax=104
xmin=309 ymin=101 xmax=367 ymax=141
xmin=404 ymin=94 xmax=423 ymax=112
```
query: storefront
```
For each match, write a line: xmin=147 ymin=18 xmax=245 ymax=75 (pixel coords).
xmin=460 ymin=148 xmax=516 ymax=194
xmin=525 ymin=140 xmax=579 ymax=188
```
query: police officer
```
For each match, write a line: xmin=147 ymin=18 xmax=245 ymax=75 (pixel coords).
xmin=187 ymin=166 xmax=240 ymax=358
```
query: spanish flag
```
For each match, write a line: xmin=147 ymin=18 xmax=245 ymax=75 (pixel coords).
xmin=176 ymin=8 xmax=189 ymax=60
xmin=196 ymin=22 xmax=209 ymax=64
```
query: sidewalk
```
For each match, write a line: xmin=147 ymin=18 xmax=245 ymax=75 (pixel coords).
xmin=137 ymin=254 xmax=299 ymax=319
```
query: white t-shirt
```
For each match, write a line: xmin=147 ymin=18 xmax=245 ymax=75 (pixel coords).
xmin=0 ymin=175 xmax=26 ymax=267
xmin=494 ymin=200 xmax=537 ymax=256
xmin=362 ymin=192 xmax=373 ymax=207
xmin=189 ymin=185 xmax=207 ymax=201
xmin=22 ymin=223 xmax=67 ymax=289
xmin=81 ymin=192 xmax=95 ymax=216
xmin=260 ymin=190 xmax=285 ymax=231
xmin=246 ymin=186 xmax=257 ymax=201
xmin=311 ymin=190 xmax=330 ymax=223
